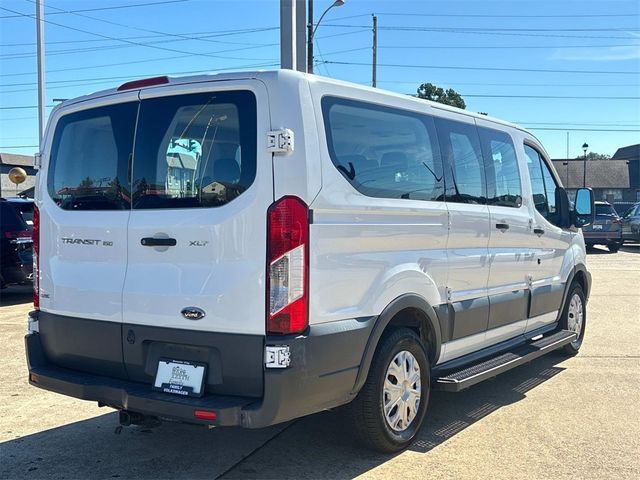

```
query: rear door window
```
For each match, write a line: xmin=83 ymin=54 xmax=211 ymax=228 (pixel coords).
xmin=131 ymin=91 xmax=257 ymax=209
xmin=48 ymin=102 xmax=138 ymax=210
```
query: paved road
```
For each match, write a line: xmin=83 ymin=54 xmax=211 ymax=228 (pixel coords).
xmin=1 ymin=246 xmax=639 ymax=479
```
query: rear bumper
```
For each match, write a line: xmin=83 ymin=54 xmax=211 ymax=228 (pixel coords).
xmin=26 ymin=314 xmax=375 ymax=428
xmin=583 ymin=230 xmax=622 ymax=243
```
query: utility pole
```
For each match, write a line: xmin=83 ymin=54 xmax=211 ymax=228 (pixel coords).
xmin=36 ymin=0 xmax=46 ymax=149
xmin=307 ymin=0 xmax=314 ymax=74
xmin=372 ymin=15 xmax=377 ymax=87
xmin=280 ymin=0 xmax=296 ymax=70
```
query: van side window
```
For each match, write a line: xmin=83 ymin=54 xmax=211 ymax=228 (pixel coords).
xmin=478 ymin=127 xmax=522 ymax=208
xmin=524 ymin=144 xmax=559 ymax=225
xmin=435 ymin=118 xmax=486 ymax=204
xmin=132 ymin=91 xmax=256 ymax=209
xmin=48 ymin=102 xmax=138 ymax=210
xmin=322 ymin=97 xmax=444 ymax=202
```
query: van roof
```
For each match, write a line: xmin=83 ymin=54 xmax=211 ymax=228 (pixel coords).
xmin=53 ymin=69 xmax=531 ymax=139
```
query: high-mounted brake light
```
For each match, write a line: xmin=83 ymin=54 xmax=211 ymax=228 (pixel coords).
xmin=267 ymin=197 xmax=309 ymax=335
xmin=32 ymin=205 xmax=40 ymax=310
xmin=116 ymin=76 xmax=169 ymax=91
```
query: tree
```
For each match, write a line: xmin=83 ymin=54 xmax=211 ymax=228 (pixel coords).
xmin=575 ymin=152 xmax=611 ymax=161
xmin=416 ymin=83 xmax=466 ymax=109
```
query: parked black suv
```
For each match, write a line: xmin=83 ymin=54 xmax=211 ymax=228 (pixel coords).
xmin=1 ymin=198 xmax=33 ymax=288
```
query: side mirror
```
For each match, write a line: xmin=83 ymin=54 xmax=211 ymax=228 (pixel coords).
xmin=573 ymin=188 xmax=595 ymax=228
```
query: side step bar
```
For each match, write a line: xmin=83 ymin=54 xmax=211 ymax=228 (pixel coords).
xmin=435 ymin=330 xmax=576 ymax=392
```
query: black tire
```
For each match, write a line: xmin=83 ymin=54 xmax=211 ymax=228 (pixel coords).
xmin=559 ymin=283 xmax=587 ymax=356
xmin=345 ymin=327 xmax=430 ymax=453
xmin=608 ymin=243 xmax=621 ymax=253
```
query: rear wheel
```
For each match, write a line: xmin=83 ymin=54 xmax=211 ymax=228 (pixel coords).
xmin=608 ymin=243 xmax=621 ymax=253
xmin=346 ymin=328 xmax=430 ymax=453
xmin=559 ymin=283 xmax=586 ymax=355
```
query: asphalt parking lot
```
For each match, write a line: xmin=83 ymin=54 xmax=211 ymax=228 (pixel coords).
xmin=1 ymin=245 xmax=639 ymax=480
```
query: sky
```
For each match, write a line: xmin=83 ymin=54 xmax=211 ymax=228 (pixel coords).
xmin=1 ymin=0 xmax=639 ymax=159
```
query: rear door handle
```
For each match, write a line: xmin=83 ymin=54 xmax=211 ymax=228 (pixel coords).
xmin=141 ymin=237 xmax=177 ymax=247
xmin=534 ymin=228 xmax=545 ymax=236
xmin=495 ymin=223 xmax=510 ymax=231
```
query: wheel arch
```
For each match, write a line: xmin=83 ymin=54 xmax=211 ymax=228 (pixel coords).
xmin=351 ymin=294 xmax=442 ymax=395
xmin=557 ymin=263 xmax=591 ymax=322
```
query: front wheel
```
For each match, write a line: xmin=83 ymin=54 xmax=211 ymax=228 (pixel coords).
xmin=560 ymin=283 xmax=587 ymax=355
xmin=345 ymin=328 xmax=430 ymax=453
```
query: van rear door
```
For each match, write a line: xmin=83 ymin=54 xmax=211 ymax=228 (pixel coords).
xmin=121 ymin=81 xmax=272 ymax=396
xmin=38 ymin=92 xmax=139 ymax=378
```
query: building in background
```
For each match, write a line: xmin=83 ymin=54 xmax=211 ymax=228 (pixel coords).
xmin=0 ymin=153 xmax=36 ymax=198
xmin=552 ymin=143 xmax=640 ymax=213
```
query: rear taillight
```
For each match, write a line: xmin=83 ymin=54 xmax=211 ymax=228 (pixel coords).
xmin=32 ymin=205 xmax=40 ymax=310
xmin=4 ymin=230 xmax=31 ymax=240
xmin=267 ymin=197 xmax=309 ymax=335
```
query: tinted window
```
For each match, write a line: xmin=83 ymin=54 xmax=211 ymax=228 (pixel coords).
xmin=132 ymin=91 xmax=256 ymax=209
xmin=1 ymin=202 xmax=27 ymax=232
xmin=478 ymin=127 xmax=522 ymax=207
xmin=524 ymin=144 xmax=559 ymax=225
xmin=435 ymin=118 xmax=486 ymax=204
xmin=322 ymin=97 xmax=444 ymax=202
xmin=48 ymin=102 xmax=138 ymax=210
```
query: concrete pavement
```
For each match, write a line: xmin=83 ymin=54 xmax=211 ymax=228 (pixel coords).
xmin=1 ymin=245 xmax=638 ymax=479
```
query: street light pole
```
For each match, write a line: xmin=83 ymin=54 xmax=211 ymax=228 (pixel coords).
xmin=582 ymin=142 xmax=589 ymax=188
xmin=307 ymin=0 xmax=345 ymax=74
xmin=36 ymin=0 xmax=46 ymax=149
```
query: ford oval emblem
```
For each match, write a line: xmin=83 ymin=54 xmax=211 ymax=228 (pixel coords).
xmin=181 ymin=307 xmax=206 ymax=320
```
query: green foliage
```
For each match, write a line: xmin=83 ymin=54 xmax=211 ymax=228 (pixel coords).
xmin=416 ymin=83 xmax=466 ymax=109
xmin=575 ymin=152 xmax=612 ymax=161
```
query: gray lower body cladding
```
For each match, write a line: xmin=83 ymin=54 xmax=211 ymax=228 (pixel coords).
xmin=26 ymin=312 xmax=375 ymax=428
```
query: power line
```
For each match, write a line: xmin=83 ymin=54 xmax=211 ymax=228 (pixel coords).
xmin=463 ymin=94 xmax=640 ymax=100
xmin=0 ymin=61 xmax=282 ymax=97
xmin=379 ymin=43 xmax=640 ymax=50
xmin=377 ymin=80 xmax=640 ymax=87
xmin=527 ymin=127 xmax=640 ymax=132
xmin=2 ymin=31 xmax=276 ymax=48
xmin=0 ymin=6 xmax=277 ymax=61
xmin=322 ymin=24 xmax=640 ymax=40
xmin=323 ymin=60 xmax=640 ymax=75
xmin=22 ymin=0 xmax=276 ymax=54
xmin=324 ymin=23 xmax=640 ymax=33
xmin=373 ymin=12 xmax=640 ymax=18
xmin=0 ymin=145 xmax=39 ymax=148
xmin=0 ymin=0 xmax=188 ymax=19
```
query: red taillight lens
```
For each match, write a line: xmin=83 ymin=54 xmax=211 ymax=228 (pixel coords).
xmin=194 ymin=410 xmax=217 ymax=421
xmin=32 ymin=205 xmax=40 ymax=310
xmin=4 ymin=230 xmax=31 ymax=240
xmin=267 ymin=197 xmax=309 ymax=335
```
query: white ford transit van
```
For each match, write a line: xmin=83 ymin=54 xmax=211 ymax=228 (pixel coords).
xmin=26 ymin=70 xmax=594 ymax=452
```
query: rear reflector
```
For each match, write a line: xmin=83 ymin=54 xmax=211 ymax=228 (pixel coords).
xmin=267 ymin=197 xmax=309 ymax=335
xmin=117 ymin=76 xmax=169 ymax=91
xmin=32 ymin=205 xmax=40 ymax=310
xmin=4 ymin=230 xmax=31 ymax=240
xmin=194 ymin=410 xmax=217 ymax=421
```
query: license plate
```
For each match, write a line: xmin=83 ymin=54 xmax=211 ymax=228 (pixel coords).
xmin=592 ymin=225 xmax=603 ymax=230
xmin=153 ymin=358 xmax=207 ymax=397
